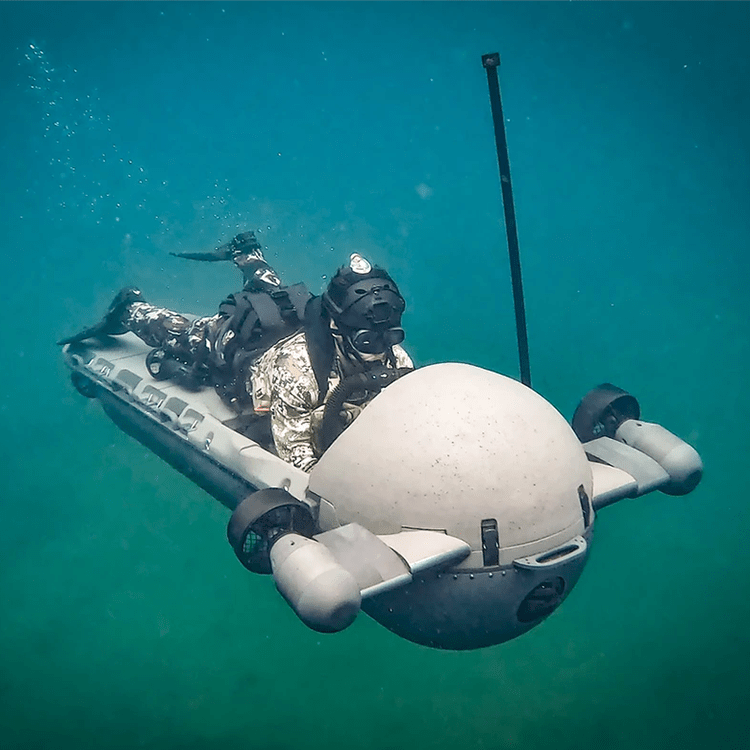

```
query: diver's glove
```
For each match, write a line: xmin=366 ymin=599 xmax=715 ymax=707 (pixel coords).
xmin=57 ymin=286 xmax=144 ymax=345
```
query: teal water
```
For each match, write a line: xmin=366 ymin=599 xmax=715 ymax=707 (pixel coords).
xmin=1 ymin=2 xmax=748 ymax=748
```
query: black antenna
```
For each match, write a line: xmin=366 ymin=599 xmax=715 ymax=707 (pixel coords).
xmin=482 ymin=52 xmax=531 ymax=388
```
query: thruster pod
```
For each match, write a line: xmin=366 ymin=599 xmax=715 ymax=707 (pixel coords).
xmin=572 ymin=383 xmax=703 ymax=503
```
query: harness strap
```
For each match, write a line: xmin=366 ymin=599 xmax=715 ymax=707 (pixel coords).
xmin=208 ymin=284 xmax=315 ymax=409
xmin=286 ymin=283 xmax=311 ymax=320
xmin=303 ymin=296 xmax=336 ymax=404
xmin=244 ymin=292 xmax=285 ymax=337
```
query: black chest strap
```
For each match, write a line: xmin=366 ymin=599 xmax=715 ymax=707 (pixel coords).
xmin=303 ymin=296 xmax=336 ymax=403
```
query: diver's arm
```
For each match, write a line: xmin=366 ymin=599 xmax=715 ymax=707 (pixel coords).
xmin=267 ymin=350 xmax=323 ymax=473
xmin=269 ymin=395 xmax=320 ymax=473
xmin=392 ymin=344 xmax=414 ymax=369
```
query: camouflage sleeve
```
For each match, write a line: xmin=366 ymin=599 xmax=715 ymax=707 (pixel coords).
xmin=268 ymin=347 xmax=322 ymax=472
xmin=392 ymin=344 xmax=414 ymax=370
xmin=252 ymin=336 xmax=414 ymax=473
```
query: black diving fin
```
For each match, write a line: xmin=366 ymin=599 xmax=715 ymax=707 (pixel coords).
xmin=57 ymin=287 xmax=144 ymax=346
xmin=170 ymin=231 xmax=262 ymax=262
xmin=170 ymin=231 xmax=281 ymax=292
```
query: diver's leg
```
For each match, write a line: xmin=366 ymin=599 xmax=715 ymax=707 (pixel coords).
xmin=124 ymin=302 xmax=193 ymax=349
xmin=59 ymin=286 xmax=221 ymax=353
xmin=124 ymin=302 xmax=220 ymax=361
xmin=233 ymin=246 xmax=283 ymax=292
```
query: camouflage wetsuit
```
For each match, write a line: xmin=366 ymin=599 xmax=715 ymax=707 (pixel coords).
xmin=123 ymin=302 xmax=412 ymax=472
xmin=251 ymin=329 xmax=412 ymax=471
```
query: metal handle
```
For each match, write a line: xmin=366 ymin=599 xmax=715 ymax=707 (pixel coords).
xmin=513 ymin=536 xmax=587 ymax=570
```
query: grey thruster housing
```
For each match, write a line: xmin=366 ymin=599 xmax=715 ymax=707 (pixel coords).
xmin=62 ymin=334 xmax=702 ymax=651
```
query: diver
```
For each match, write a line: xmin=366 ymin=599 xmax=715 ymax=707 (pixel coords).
xmin=59 ymin=232 xmax=413 ymax=472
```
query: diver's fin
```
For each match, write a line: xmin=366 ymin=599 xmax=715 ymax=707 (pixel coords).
xmin=57 ymin=287 xmax=143 ymax=346
xmin=57 ymin=320 xmax=110 ymax=346
xmin=170 ymin=231 xmax=263 ymax=263
xmin=169 ymin=250 xmax=233 ymax=262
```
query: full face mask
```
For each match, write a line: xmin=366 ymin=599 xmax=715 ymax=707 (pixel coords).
xmin=323 ymin=254 xmax=406 ymax=355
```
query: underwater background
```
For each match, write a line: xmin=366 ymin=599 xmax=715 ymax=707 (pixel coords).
xmin=1 ymin=2 xmax=748 ymax=748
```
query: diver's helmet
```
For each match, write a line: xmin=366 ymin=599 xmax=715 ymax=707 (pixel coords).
xmin=322 ymin=253 xmax=406 ymax=355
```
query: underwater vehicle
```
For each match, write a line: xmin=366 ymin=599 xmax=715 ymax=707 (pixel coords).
xmin=59 ymin=54 xmax=703 ymax=650
xmin=61 ymin=339 xmax=702 ymax=650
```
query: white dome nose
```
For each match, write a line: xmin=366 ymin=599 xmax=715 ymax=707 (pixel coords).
xmin=308 ymin=363 xmax=594 ymax=649
xmin=309 ymin=362 xmax=593 ymax=564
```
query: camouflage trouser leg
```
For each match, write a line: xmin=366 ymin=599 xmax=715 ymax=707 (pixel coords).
xmin=124 ymin=302 xmax=222 ymax=362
